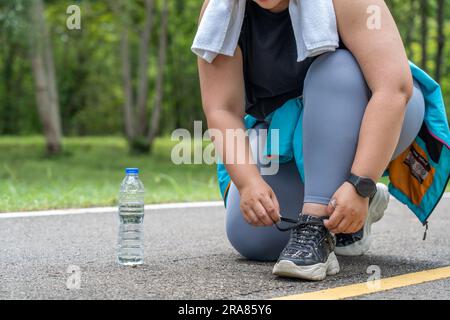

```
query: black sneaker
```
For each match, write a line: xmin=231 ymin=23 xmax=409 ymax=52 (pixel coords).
xmin=273 ymin=214 xmax=340 ymax=281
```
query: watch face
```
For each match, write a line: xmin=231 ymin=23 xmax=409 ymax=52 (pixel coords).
xmin=358 ymin=178 xmax=376 ymax=198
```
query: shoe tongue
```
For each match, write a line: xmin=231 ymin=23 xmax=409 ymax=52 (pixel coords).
xmin=299 ymin=214 xmax=325 ymax=224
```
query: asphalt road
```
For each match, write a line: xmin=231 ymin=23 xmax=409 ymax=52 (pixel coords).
xmin=0 ymin=196 xmax=449 ymax=300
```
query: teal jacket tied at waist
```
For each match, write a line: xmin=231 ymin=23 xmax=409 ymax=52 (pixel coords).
xmin=217 ymin=62 xmax=450 ymax=225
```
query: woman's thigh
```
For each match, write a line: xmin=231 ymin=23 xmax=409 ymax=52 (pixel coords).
xmin=303 ymin=49 xmax=425 ymax=165
xmin=225 ymin=123 xmax=304 ymax=262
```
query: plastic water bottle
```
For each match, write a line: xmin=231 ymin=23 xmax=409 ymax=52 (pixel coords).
xmin=117 ymin=168 xmax=145 ymax=266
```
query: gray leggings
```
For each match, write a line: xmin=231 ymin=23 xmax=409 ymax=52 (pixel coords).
xmin=226 ymin=50 xmax=426 ymax=261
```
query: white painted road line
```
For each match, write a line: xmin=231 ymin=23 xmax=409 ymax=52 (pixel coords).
xmin=0 ymin=201 xmax=224 ymax=219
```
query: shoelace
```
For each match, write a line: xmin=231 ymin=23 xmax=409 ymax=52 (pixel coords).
xmin=274 ymin=217 xmax=324 ymax=232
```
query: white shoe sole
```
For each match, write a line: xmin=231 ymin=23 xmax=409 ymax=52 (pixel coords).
xmin=334 ymin=183 xmax=389 ymax=257
xmin=273 ymin=252 xmax=340 ymax=281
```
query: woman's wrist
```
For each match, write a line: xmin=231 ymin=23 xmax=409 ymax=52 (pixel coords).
xmin=235 ymin=173 xmax=264 ymax=192
xmin=349 ymin=167 xmax=379 ymax=184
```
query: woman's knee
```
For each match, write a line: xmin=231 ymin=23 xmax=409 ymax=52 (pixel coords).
xmin=226 ymin=227 xmax=284 ymax=262
xmin=304 ymin=49 xmax=370 ymax=99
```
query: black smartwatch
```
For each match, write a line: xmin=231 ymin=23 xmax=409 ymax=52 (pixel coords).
xmin=347 ymin=173 xmax=377 ymax=198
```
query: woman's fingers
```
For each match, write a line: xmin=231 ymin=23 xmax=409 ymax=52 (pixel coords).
xmin=240 ymin=207 xmax=253 ymax=225
xmin=252 ymin=201 xmax=273 ymax=226
xmin=242 ymin=207 xmax=263 ymax=226
xmin=324 ymin=208 xmax=345 ymax=232
xmin=260 ymin=192 xmax=280 ymax=223
xmin=327 ymin=198 xmax=337 ymax=215
xmin=240 ymin=202 xmax=259 ymax=226
xmin=346 ymin=220 xmax=363 ymax=234
xmin=332 ymin=216 xmax=353 ymax=234
xmin=327 ymin=208 xmax=364 ymax=234
xmin=238 ymin=181 xmax=280 ymax=227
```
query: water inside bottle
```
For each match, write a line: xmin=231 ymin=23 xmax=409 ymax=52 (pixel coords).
xmin=118 ymin=202 xmax=145 ymax=265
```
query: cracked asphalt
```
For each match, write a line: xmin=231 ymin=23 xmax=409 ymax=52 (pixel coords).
xmin=0 ymin=196 xmax=449 ymax=300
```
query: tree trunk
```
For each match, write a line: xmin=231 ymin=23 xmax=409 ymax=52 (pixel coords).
xmin=111 ymin=0 xmax=136 ymax=141
xmin=120 ymin=27 xmax=136 ymax=141
xmin=2 ymin=32 xmax=16 ymax=135
xmin=44 ymin=22 xmax=62 ymax=141
xmin=148 ymin=0 xmax=169 ymax=148
xmin=434 ymin=0 xmax=446 ymax=82
xmin=112 ymin=0 xmax=155 ymax=152
xmin=404 ymin=0 xmax=416 ymax=58
xmin=135 ymin=0 xmax=155 ymax=136
xmin=29 ymin=0 xmax=62 ymax=155
xmin=420 ymin=0 xmax=428 ymax=71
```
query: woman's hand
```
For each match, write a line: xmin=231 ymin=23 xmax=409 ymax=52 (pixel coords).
xmin=239 ymin=177 xmax=281 ymax=227
xmin=324 ymin=182 xmax=369 ymax=234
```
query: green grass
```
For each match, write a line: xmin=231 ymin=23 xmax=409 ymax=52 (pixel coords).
xmin=0 ymin=136 xmax=221 ymax=212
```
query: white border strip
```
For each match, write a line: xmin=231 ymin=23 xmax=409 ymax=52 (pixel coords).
xmin=0 ymin=201 xmax=224 ymax=219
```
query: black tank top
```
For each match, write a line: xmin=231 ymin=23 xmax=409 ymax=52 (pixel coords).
xmin=239 ymin=1 xmax=345 ymax=119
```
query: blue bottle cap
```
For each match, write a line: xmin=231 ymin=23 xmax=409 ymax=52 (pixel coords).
xmin=125 ymin=168 xmax=139 ymax=175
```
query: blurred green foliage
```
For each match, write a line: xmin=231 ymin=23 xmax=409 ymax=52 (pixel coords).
xmin=0 ymin=0 xmax=448 ymax=137
xmin=0 ymin=0 xmax=204 ymax=136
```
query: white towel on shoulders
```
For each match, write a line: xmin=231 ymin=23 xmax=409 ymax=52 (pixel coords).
xmin=192 ymin=0 xmax=339 ymax=64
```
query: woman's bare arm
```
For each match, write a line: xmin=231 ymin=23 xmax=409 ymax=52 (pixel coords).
xmin=199 ymin=49 xmax=255 ymax=191
xmin=334 ymin=0 xmax=413 ymax=181
xmin=197 ymin=1 xmax=280 ymax=226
